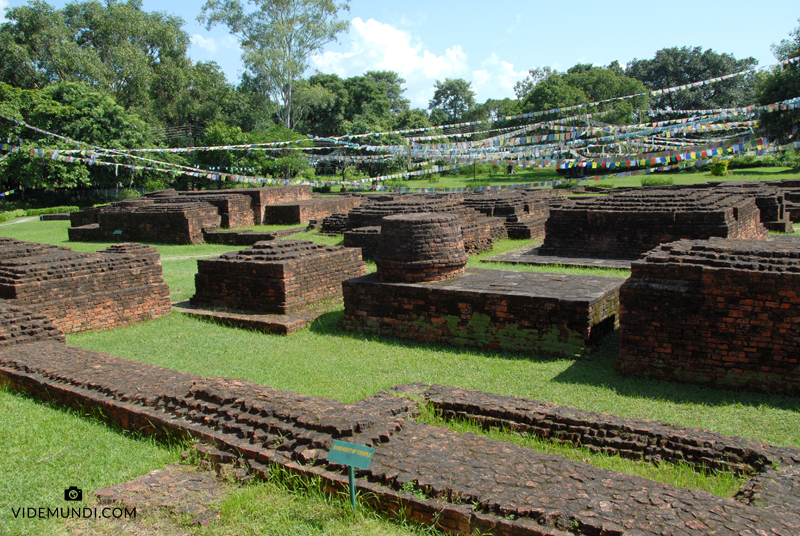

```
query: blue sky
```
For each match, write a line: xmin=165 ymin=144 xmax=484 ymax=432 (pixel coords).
xmin=2 ymin=0 xmax=799 ymax=108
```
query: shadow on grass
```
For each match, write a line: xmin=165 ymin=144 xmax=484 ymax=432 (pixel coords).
xmin=553 ymin=332 xmax=800 ymax=412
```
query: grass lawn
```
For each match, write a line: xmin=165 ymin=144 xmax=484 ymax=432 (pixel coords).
xmin=2 ymin=203 xmax=800 ymax=534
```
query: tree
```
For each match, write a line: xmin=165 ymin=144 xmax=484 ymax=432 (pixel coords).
xmin=513 ymin=66 xmax=556 ymax=99
xmin=757 ymin=19 xmax=800 ymax=140
xmin=627 ymin=46 xmax=758 ymax=110
xmin=428 ymin=78 xmax=476 ymax=124
xmin=199 ymin=0 xmax=351 ymax=130
xmin=0 ymin=0 xmax=192 ymax=119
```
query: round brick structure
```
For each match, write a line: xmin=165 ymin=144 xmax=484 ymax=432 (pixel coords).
xmin=375 ymin=212 xmax=467 ymax=282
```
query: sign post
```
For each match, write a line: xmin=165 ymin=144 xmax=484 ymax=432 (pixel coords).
xmin=326 ymin=439 xmax=375 ymax=510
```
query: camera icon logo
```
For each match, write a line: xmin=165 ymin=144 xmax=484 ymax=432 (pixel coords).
xmin=64 ymin=486 xmax=83 ymax=501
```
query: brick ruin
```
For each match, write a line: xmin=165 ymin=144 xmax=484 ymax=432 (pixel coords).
xmin=617 ymin=236 xmax=800 ymax=395
xmin=0 ymin=300 xmax=65 ymax=347
xmin=766 ymin=178 xmax=800 ymax=223
xmin=539 ymin=189 xmax=768 ymax=259
xmin=202 ymin=226 xmax=306 ymax=246
xmin=263 ymin=195 xmax=362 ymax=225
xmin=190 ymin=240 xmax=366 ymax=315
xmin=461 ymin=190 xmax=562 ymax=239
xmin=342 ymin=194 xmax=497 ymax=257
xmin=343 ymin=215 xmax=621 ymax=357
xmin=2 ymin=323 xmax=799 ymax=536
xmin=0 ymin=238 xmax=171 ymax=333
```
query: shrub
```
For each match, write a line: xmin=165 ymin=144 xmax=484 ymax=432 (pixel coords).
xmin=641 ymin=176 xmax=674 ymax=186
xmin=25 ymin=206 xmax=80 ymax=216
xmin=710 ymin=161 xmax=729 ymax=177
xmin=0 ymin=209 xmax=27 ymax=223
xmin=552 ymin=180 xmax=577 ymax=190
xmin=594 ymin=182 xmax=615 ymax=189
xmin=312 ymin=185 xmax=331 ymax=194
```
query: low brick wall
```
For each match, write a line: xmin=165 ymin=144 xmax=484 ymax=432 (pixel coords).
xmin=96 ymin=201 xmax=221 ymax=244
xmin=0 ymin=239 xmax=171 ymax=333
xmin=156 ymin=194 xmax=252 ymax=229
xmin=0 ymin=300 xmax=65 ymax=347
xmin=191 ymin=240 xmax=366 ymax=314
xmin=263 ymin=196 xmax=362 ymax=224
xmin=540 ymin=190 xmax=768 ymax=259
xmin=342 ymin=268 xmax=622 ymax=358
xmin=202 ymin=226 xmax=306 ymax=246
xmin=343 ymin=226 xmax=381 ymax=259
xmin=1 ymin=337 xmax=799 ymax=536
xmin=617 ymin=236 xmax=800 ymax=395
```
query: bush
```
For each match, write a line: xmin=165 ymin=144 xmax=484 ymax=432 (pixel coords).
xmin=312 ymin=185 xmax=332 ymax=194
xmin=710 ymin=161 xmax=729 ymax=177
xmin=641 ymin=176 xmax=674 ymax=186
xmin=594 ymin=182 xmax=615 ymax=189
xmin=552 ymin=180 xmax=577 ymax=190
xmin=0 ymin=209 xmax=27 ymax=223
xmin=25 ymin=206 xmax=80 ymax=216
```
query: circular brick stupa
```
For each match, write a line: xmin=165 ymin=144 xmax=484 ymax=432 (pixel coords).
xmin=375 ymin=212 xmax=468 ymax=282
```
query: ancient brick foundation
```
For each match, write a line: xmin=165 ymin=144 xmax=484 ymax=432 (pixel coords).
xmin=540 ymin=190 xmax=768 ymax=259
xmin=375 ymin=213 xmax=468 ymax=283
xmin=342 ymin=268 xmax=621 ymax=358
xmin=201 ymin=226 xmax=306 ymax=246
xmin=343 ymin=226 xmax=381 ymax=259
xmin=461 ymin=190 xmax=560 ymax=240
xmin=263 ymin=196 xmax=362 ymax=224
xmin=156 ymin=194 xmax=252 ymax=229
xmin=191 ymin=240 xmax=366 ymax=315
xmin=617 ymin=236 xmax=800 ymax=395
xmin=0 ymin=238 xmax=171 ymax=333
xmin=0 ymin=300 xmax=65 ymax=347
xmin=319 ymin=213 xmax=349 ymax=235
xmin=2 ymin=334 xmax=799 ymax=535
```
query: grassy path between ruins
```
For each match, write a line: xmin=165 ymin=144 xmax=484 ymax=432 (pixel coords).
xmin=2 ymin=216 xmax=800 ymax=535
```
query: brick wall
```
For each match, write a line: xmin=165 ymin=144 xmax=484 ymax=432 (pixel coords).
xmin=0 ymin=300 xmax=65 ymax=347
xmin=263 ymin=196 xmax=362 ymax=224
xmin=617 ymin=236 xmax=800 ymax=395
xmin=0 ymin=239 xmax=171 ymax=333
xmin=191 ymin=240 xmax=366 ymax=314
xmin=94 ymin=201 xmax=221 ymax=244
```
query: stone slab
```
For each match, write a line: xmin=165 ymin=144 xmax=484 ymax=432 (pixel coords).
xmin=172 ymin=300 xmax=340 ymax=335
xmin=482 ymin=245 xmax=633 ymax=270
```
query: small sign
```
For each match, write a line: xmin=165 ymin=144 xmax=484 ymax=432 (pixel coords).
xmin=113 ymin=230 xmax=124 ymax=235
xmin=327 ymin=440 xmax=374 ymax=470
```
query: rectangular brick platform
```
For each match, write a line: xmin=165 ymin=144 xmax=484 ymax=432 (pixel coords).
xmin=540 ymin=190 xmax=768 ymax=259
xmin=1 ymin=334 xmax=798 ymax=536
xmin=342 ymin=268 xmax=622 ymax=358
xmin=617 ymin=236 xmax=800 ymax=395
xmin=263 ymin=196 xmax=362 ymax=224
xmin=0 ymin=238 xmax=171 ymax=333
xmin=191 ymin=240 xmax=366 ymax=315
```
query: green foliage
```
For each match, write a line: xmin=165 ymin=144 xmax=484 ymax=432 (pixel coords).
xmin=428 ymin=78 xmax=476 ymax=124
xmin=25 ymin=205 xmax=79 ymax=215
xmin=627 ymin=46 xmax=758 ymax=110
xmin=641 ymin=176 xmax=675 ymax=186
xmin=552 ymin=180 xmax=577 ymax=189
xmin=711 ymin=161 xmax=730 ymax=176
xmin=200 ymin=0 xmax=351 ymax=129
xmin=594 ymin=182 xmax=615 ymax=188
xmin=757 ymin=19 xmax=800 ymax=140
xmin=0 ymin=209 xmax=27 ymax=223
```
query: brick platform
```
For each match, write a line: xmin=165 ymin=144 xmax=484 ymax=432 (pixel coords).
xmin=2 ymin=336 xmax=799 ymax=536
xmin=0 ymin=238 xmax=171 ymax=333
xmin=482 ymin=246 xmax=634 ymax=270
xmin=156 ymin=193 xmax=253 ymax=229
xmin=343 ymin=226 xmax=381 ymax=259
xmin=342 ymin=268 xmax=622 ymax=358
xmin=617 ymin=236 xmax=800 ymax=395
xmin=263 ymin=196 xmax=362 ymax=224
xmin=540 ymin=190 xmax=768 ymax=259
xmin=461 ymin=190 xmax=561 ymax=239
xmin=190 ymin=240 xmax=366 ymax=315
xmin=375 ymin=213 xmax=468 ymax=283
xmin=201 ymin=226 xmax=306 ymax=246
xmin=0 ymin=300 xmax=65 ymax=347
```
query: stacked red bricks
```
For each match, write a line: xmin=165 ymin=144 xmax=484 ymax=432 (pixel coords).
xmin=460 ymin=190 xmax=561 ymax=239
xmin=540 ymin=189 xmax=768 ymax=259
xmin=263 ymin=196 xmax=362 ymax=224
xmin=375 ymin=213 xmax=468 ymax=282
xmin=617 ymin=236 xmax=800 ymax=395
xmin=191 ymin=240 xmax=366 ymax=314
xmin=0 ymin=300 xmax=65 ymax=347
xmin=0 ymin=238 xmax=171 ymax=333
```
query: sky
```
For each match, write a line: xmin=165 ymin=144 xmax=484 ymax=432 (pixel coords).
xmin=3 ymin=0 xmax=799 ymax=108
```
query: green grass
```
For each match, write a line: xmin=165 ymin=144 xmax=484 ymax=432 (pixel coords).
xmin=0 ymin=386 xmax=182 ymax=536
xmin=415 ymin=402 xmax=747 ymax=499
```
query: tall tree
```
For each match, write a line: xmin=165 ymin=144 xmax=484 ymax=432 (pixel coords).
xmin=627 ymin=46 xmax=758 ymax=110
xmin=428 ymin=78 xmax=476 ymax=124
xmin=757 ymin=19 xmax=800 ymax=140
xmin=199 ymin=0 xmax=351 ymax=130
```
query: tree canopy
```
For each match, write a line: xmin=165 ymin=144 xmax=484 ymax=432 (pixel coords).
xmin=757 ymin=19 xmax=800 ymax=139
xmin=428 ymin=78 xmax=476 ymax=125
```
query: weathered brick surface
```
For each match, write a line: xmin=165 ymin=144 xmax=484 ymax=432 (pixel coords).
xmin=156 ymin=194 xmax=252 ymax=229
xmin=190 ymin=240 xmax=366 ymax=314
xmin=765 ymin=178 xmax=800 ymax=223
xmin=69 ymin=207 xmax=101 ymax=227
xmin=617 ymin=236 xmax=800 ymax=395
xmin=0 ymin=239 xmax=171 ymax=333
xmin=343 ymin=268 xmax=621 ymax=358
xmin=0 ymin=300 xmax=65 ymax=347
xmin=461 ymin=190 xmax=561 ymax=239
xmin=2 ymin=340 xmax=799 ymax=536
xmin=540 ymin=190 xmax=768 ymax=259
xmin=263 ymin=196 xmax=362 ymax=224
xmin=375 ymin=213 xmax=468 ymax=283
xmin=343 ymin=226 xmax=381 ymax=259
xmin=201 ymin=226 xmax=306 ymax=246
xmin=319 ymin=213 xmax=350 ymax=235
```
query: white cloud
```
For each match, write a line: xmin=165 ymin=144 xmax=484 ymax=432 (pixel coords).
xmin=190 ymin=34 xmax=238 ymax=56
xmin=0 ymin=0 xmax=9 ymax=23
xmin=507 ymin=14 xmax=521 ymax=34
xmin=311 ymin=17 xmax=468 ymax=107
xmin=471 ymin=53 xmax=527 ymax=101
